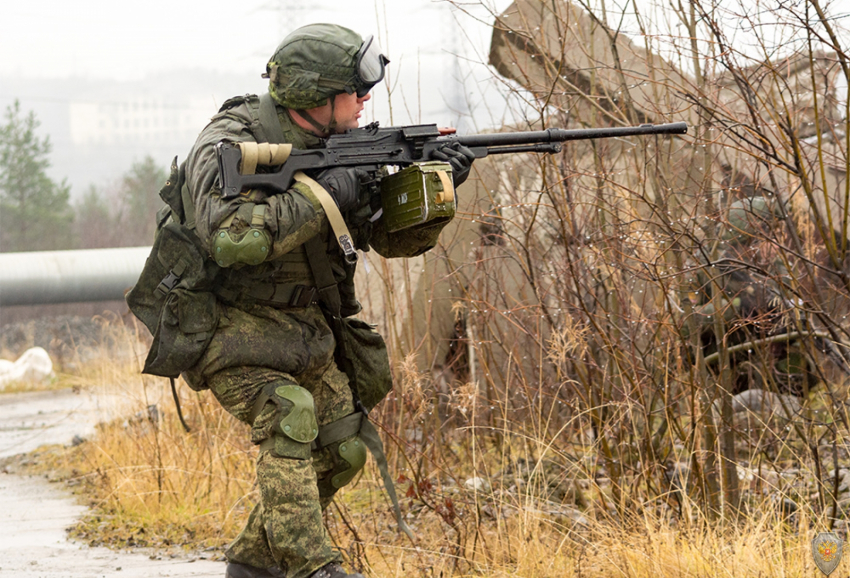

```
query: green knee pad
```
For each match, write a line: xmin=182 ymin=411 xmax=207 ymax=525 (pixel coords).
xmin=260 ymin=384 xmax=319 ymax=459
xmin=328 ymin=434 xmax=368 ymax=489
xmin=316 ymin=412 xmax=369 ymax=496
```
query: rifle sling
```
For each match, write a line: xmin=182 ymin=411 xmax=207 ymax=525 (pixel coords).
xmin=258 ymin=94 xmax=413 ymax=540
xmin=293 ymin=172 xmax=358 ymax=265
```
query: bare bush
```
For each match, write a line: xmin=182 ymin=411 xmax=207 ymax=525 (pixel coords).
xmin=348 ymin=1 xmax=850 ymax=555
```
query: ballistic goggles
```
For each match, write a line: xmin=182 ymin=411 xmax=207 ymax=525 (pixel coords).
xmin=347 ymin=35 xmax=390 ymax=97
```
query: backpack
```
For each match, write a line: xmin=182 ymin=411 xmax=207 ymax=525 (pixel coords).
xmin=125 ymin=157 xmax=220 ymax=384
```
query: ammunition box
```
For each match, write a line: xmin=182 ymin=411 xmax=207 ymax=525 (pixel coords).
xmin=379 ymin=161 xmax=456 ymax=233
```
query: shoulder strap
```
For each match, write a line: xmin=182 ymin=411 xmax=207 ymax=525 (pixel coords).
xmin=179 ymin=162 xmax=196 ymax=230
xmin=259 ymin=93 xmax=287 ymax=144
xmin=293 ymin=172 xmax=358 ymax=265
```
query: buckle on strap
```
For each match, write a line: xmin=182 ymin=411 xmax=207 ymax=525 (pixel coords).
xmin=289 ymin=285 xmax=318 ymax=308
xmin=154 ymin=258 xmax=188 ymax=298
xmin=154 ymin=270 xmax=181 ymax=298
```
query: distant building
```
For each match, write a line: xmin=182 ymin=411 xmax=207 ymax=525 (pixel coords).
xmin=69 ymin=97 xmax=209 ymax=146
xmin=0 ymin=71 xmax=263 ymax=200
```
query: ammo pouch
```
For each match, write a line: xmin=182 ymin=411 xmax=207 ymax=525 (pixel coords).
xmin=126 ymin=221 xmax=220 ymax=382
xmin=336 ymin=317 xmax=393 ymax=411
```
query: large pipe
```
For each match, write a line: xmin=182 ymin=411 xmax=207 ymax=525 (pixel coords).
xmin=0 ymin=247 xmax=150 ymax=306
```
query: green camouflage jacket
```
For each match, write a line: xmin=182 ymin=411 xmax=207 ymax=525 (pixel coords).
xmin=185 ymin=94 xmax=445 ymax=311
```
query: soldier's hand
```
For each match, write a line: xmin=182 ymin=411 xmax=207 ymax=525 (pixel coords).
xmin=315 ymin=167 xmax=367 ymax=212
xmin=429 ymin=142 xmax=475 ymax=186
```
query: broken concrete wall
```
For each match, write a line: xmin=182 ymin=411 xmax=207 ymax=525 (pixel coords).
xmin=489 ymin=0 xmax=846 ymax=239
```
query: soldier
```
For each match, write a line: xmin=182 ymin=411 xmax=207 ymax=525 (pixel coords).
xmin=128 ymin=23 xmax=474 ymax=578
xmin=691 ymin=196 xmax=815 ymax=397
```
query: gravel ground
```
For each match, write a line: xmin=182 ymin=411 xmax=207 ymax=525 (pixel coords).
xmin=0 ymin=388 xmax=224 ymax=577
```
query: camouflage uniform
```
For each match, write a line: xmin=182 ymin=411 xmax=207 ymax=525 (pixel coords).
xmin=690 ymin=196 xmax=815 ymax=396
xmin=123 ymin=24 xmax=470 ymax=578
xmin=178 ymin=92 xmax=443 ymax=576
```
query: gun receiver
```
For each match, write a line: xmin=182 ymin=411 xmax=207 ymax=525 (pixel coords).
xmin=217 ymin=121 xmax=688 ymax=199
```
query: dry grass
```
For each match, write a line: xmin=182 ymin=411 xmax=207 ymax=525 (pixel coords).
xmin=3 ymin=318 xmax=840 ymax=577
xmin=4 ymin=318 xmax=257 ymax=552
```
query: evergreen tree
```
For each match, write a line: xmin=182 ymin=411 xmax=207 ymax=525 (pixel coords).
xmin=118 ymin=155 xmax=167 ymax=246
xmin=74 ymin=156 xmax=166 ymax=249
xmin=74 ymin=184 xmax=118 ymax=249
xmin=0 ymin=100 xmax=73 ymax=252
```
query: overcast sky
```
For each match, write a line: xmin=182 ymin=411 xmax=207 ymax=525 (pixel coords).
xmin=0 ymin=0 xmax=518 ymax=127
xmin=0 ymin=0 xmax=520 ymax=196
xmin=0 ymin=1 xmax=506 ymax=79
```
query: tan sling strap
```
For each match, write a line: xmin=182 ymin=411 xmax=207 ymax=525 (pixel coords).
xmin=293 ymin=171 xmax=358 ymax=264
xmin=435 ymin=170 xmax=455 ymax=204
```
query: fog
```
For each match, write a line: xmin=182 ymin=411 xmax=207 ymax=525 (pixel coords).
xmin=0 ymin=0 xmax=516 ymax=198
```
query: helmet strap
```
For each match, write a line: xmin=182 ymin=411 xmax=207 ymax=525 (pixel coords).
xmin=293 ymin=97 xmax=337 ymax=136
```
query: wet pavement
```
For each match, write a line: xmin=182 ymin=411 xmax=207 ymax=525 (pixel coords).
xmin=0 ymin=388 xmax=224 ymax=577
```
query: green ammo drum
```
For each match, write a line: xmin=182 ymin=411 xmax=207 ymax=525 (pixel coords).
xmin=379 ymin=161 xmax=456 ymax=233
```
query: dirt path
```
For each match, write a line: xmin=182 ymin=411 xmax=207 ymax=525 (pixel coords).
xmin=0 ymin=388 xmax=224 ymax=577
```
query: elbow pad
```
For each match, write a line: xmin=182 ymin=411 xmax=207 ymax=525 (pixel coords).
xmin=212 ymin=204 xmax=272 ymax=267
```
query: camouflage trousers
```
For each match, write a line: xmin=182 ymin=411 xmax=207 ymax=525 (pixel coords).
xmin=185 ymin=302 xmax=355 ymax=578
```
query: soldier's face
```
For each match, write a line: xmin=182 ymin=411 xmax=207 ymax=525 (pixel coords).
xmin=330 ymin=91 xmax=371 ymax=133
xmin=297 ymin=91 xmax=371 ymax=136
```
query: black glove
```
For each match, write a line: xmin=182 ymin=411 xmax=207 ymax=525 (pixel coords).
xmin=429 ymin=141 xmax=476 ymax=186
xmin=315 ymin=167 xmax=366 ymax=212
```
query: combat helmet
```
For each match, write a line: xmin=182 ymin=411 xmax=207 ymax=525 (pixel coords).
xmin=724 ymin=195 xmax=783 ymax=245
xmin=264 ymin=23 xmax=389 ymax=111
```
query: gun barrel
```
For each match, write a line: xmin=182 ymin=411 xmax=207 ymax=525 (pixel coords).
xmin=456 ymin=122 xmax=687 ymax=148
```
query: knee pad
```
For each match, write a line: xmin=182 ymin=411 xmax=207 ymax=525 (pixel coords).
xmin=260 ymin=383 xmax=319 ymax=459
xmin=316 ymin=413 xmax=368 ymax=496
xmin=327 ymin=434 xmax=368 ymax=490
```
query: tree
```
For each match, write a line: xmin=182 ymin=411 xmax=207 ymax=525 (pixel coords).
xmin=0 ymin=100 xmax=73 ymax=252
xmin=74 ymin=184 xmax=119 ymax=249
xmin=118 ymin=155 xmax=167 ymax=247
xmin=74 ymin=156 xmax=167 ymax=249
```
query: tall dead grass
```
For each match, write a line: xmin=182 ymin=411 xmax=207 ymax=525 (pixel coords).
xmin=27 ymin=316 xmax=256 ymax=550
xmin=36 ymin=316 xmax=846 ymax=576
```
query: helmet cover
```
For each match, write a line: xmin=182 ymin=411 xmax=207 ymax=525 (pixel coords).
xmin=265 ymin=24 xmax=388 ymax=109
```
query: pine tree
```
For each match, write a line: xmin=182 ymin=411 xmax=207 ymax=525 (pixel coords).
xmin=119 ymin=155 xmax=167 ymax=246
xmin=0 ymin=100 xmax=73 ymax=252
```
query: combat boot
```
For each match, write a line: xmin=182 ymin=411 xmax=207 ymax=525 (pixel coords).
xmin=225 ymin=561 xmax=285 ymax=578
xmin=311 ymin=562 xmax=365 ymax=578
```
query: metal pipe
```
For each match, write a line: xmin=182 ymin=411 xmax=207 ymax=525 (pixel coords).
xmin=0 ymin=247 xmax=150 ymax=306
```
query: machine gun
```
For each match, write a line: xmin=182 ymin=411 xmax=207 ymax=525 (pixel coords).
xmin=216 ymin=120 xmax=687 ymax=233
xmin=217 ymin=121 xmax=687 ymax=198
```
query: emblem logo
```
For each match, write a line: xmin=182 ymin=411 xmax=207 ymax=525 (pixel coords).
xmin=812 ymin=532 xmax=843 ymax=576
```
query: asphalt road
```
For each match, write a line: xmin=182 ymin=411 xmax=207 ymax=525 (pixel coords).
xmin=0 ymin=388 xmax=224 ymax=577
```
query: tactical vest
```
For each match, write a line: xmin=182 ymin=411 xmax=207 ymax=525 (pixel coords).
xmin=126 ymin=94 xmax=382 ymax=394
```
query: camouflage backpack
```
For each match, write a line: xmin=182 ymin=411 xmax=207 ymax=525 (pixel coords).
xmin=125 ymin=158 xmax=221 ymax=383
